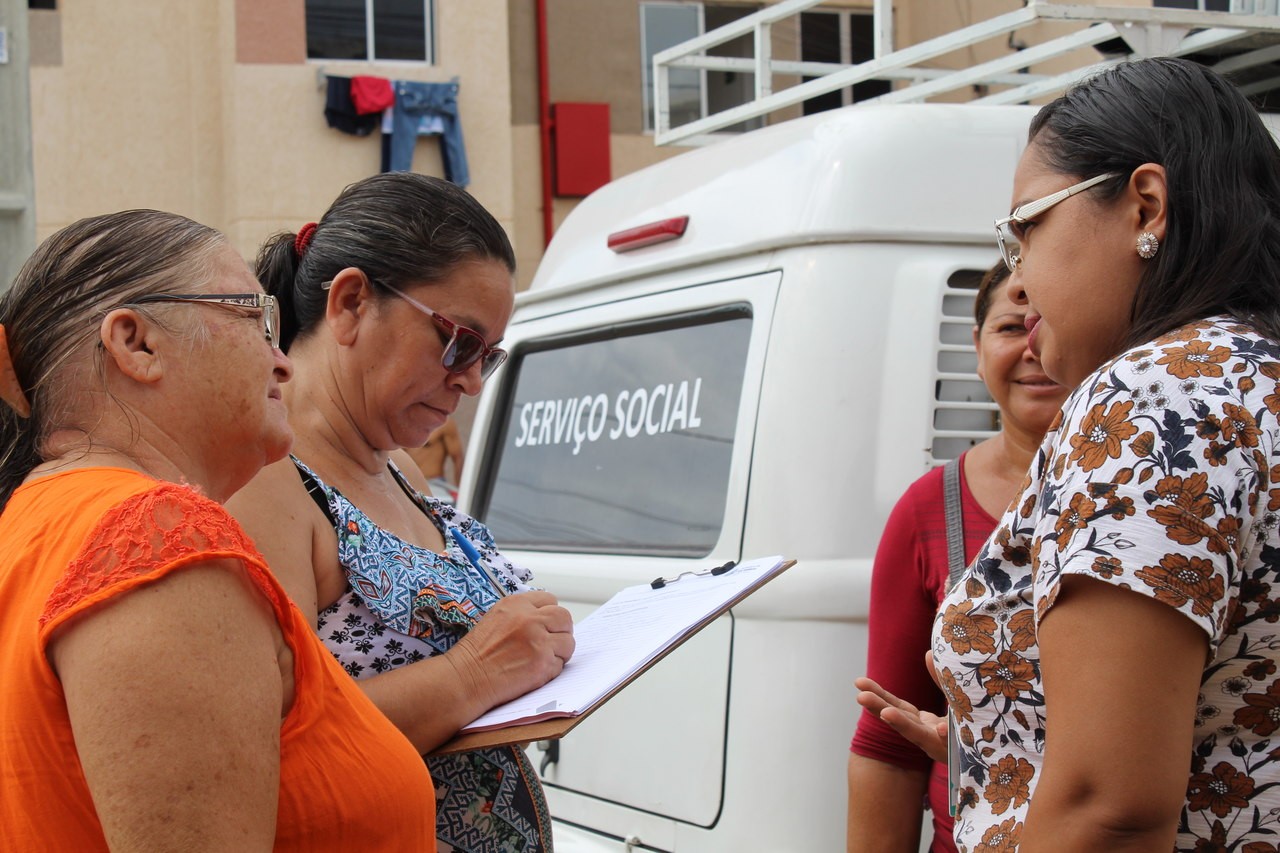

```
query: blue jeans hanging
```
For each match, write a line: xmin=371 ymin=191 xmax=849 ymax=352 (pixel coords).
xmin=387 ymin=80 xmax=470 ymax=188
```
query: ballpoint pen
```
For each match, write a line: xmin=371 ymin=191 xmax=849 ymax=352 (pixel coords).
xmin=450 ymin=526 xmax=508 ymax=598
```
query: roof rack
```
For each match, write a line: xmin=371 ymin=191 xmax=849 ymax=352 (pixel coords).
xmin=652 ymin=0 xmax=1280 ymax=146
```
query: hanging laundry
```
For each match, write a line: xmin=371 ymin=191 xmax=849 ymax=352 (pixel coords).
xmin=351 ymin=76 xmax=394 ymax=115
xmin=385 ymin=80 xmax=470 ymax=188
xmin=323 ymin=75 xmax=380 ymax=137
xmin=379 ymin=107 xmax=444 ymax=172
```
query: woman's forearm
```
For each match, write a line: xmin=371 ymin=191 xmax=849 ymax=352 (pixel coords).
xmin=356 ymin=652 xmax=491 ymax=753
xmin=847 ymin=753 xmax=930 ymax=853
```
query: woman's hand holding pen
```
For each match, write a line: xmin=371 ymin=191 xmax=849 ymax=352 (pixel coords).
xmin=446 ymin=592 xmax=576 ymax=711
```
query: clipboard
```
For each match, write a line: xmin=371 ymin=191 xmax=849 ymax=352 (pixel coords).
xmin=431 ymin=556 xmax=796 ymax=756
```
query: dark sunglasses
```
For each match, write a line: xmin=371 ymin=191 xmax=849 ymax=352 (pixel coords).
xmin=322 ymin=277 xmax=507 ymax=379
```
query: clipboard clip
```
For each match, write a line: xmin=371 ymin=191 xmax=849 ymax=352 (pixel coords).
xmin=650 ymin=560 xmax=736 ymax=590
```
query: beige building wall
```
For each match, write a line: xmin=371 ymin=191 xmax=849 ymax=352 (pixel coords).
xmin=27 ymin=0 xmax=1150 ymax=287
xmin=28 ymin=2 xmax=229 ymax=242
xmin=28 ymin=0 xmax=517 ymax=264
xmin=505 ymin=0 xmax=1131 ymax=291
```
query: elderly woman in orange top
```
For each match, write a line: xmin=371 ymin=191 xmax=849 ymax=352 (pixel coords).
xmin=0 ymin=209 xmax=436 ymax=850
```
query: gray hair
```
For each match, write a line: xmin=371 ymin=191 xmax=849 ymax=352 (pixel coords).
xmin=0 ymin=209 xmax=226 ymax=507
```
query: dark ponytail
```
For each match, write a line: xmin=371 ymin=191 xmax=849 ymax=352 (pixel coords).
xmin=974 ymin=261 xmax=1011 ymax=331
xmin=257 ymin=173 xmax=516 ymax=354
xmin=256 ymin=231 xmax=312 ymax=353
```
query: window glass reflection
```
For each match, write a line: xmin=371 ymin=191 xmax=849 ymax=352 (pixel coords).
xmin=642 ymin=4 xmax=702 ymax=132
xmin=481 ymin=311 xmax=753 ymax=557
xmin=374 ymin=0 xmax=428 ymax=61
xmin=306 ymin=0 xmax=367 ymax=60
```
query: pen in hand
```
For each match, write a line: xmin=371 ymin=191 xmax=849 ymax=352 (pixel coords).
xmin=450 ymin=526 xmax=508 ymax=598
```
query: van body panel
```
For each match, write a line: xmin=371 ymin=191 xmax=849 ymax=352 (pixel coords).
xmin=546 ymin=798 xmax=676 ymax=852
xmin=740 ymin=244 xmax=1012 ymax=570
xmin=538 ymin=604 xmax=733 ymax=826
xmin=460 ymin=104 xmax=1042 ymax=851
xmin=525 ymin=104 xmax=1035 ymax=299
xmin=469 ymin=272 xmax=782 ymax=824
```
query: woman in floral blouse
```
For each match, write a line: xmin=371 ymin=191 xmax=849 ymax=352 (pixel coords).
xmin=858 ymin=57 xmax=1280 ymax=852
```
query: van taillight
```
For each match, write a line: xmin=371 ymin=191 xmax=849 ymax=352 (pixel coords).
xmin=607 ymin=216 xmax=689 ymax=253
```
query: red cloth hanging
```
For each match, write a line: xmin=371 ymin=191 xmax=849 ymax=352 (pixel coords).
xmin=350 ymin=76 xmax=394 ymax=115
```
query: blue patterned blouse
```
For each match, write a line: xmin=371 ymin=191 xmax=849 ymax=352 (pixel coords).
xmin=294 ymin=457 xmax=552 ymax=853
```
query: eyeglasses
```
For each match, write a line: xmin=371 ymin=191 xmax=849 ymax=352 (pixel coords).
xmin=379 ymin=283 xmax=508 ymax=379
xmin=128 ymin=293 xmax=281 ymax=349
xmin=319 ymin=275 xmax=509 ymax=379
xmin=994 ymin=172 xmax=1118 ymax=273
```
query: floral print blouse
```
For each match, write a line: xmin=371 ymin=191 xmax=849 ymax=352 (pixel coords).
xmin=933 ymin=317 xmax=1280 ymax=852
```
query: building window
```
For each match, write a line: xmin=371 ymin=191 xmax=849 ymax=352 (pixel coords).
xmin=641 ymin=2 xmax=763 ymax=134
xmin=28 ymin=0 xmax=57 ymax=9
xmin=1153 ymin=0 xmax=1230 ymax=9
xmin=305 ymin=0 xmax=434 ymax=63
xmin=800 ymin=10 xmax=890 ymax=115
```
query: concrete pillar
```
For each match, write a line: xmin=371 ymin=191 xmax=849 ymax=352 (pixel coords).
xmin=0 ymin=0 xmax=35 ymax=292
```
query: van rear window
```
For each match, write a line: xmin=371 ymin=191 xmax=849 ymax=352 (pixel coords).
xmin=475 ymin=307 xmax=752 ymax=556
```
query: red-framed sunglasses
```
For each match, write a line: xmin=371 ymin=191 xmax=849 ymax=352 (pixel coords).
xmin=322 ymin=276 xmax=507 ymax=379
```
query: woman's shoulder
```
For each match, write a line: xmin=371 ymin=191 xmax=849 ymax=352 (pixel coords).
xmin=39 ymin=475 xmax=275 ymax=632
xmin=20 ymin=468 xmax=245 ymax=544
xmin=1104 ymin=316 xmax=1275 ymax=384
xmin=896 ymin=459 xmax=951 ymax=508
xmin=1044 ymin=314 xmax=1279 ymax=488
xmin=874 ymin=462 xmax=951 ymax=544
xmin=1061 ymin=316 xmax=1275 ymax=422
xmin=225 ymin=455 xmax=334 ymax=616
xmin=228 ymin=455 xmax=321 ymax=528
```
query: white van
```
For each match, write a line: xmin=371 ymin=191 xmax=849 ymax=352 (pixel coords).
xmin=458 ymin=103 xmax=1034 ymax=852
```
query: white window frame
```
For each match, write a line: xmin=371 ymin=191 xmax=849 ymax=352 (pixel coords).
xmin=801 ymin=8 xmax=857 ymax=108
xmin=641 ymin=2 xmax=708 ymax=134
xmin=306 ymin=0 xmax=436 ymax=65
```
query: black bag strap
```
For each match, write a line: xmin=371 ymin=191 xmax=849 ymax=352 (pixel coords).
xmin=294 ymin=457 xmax=339 ymax=529
xmin=943 ymin=456 xmax=966 ymax=590
xmin=293 ymin=456 xmax=434 ymax=533
xmin=386 ymin=458 xmax=434 ymax=518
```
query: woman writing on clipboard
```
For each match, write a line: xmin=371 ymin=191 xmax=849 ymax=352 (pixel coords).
xmin=229 ymin=174 xmax=574 ymax=853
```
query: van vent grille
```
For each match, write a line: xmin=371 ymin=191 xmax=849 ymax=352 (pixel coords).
xmin=929 ymin=269 xmax=998 ymax=465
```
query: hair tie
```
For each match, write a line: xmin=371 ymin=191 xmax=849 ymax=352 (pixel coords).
xmin=0 ymin=325 xmax=32 ymax=419
xmin=294 ymin=222 xmax=318 ymax=257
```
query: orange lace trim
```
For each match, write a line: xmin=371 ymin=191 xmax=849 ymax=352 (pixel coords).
xmin=40 ymin=482 xmax=279 ymax=629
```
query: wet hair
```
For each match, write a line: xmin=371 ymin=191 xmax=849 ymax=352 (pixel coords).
xmin=1027 ymin=57 xmax=1280 ymax=348
xmin=974 ymin=261 xmax=1010 ymax=330
xmin=0 ymin=209 xmax=226 ymax=507
xmin=256 ymin=173 xmax=516 ymax=352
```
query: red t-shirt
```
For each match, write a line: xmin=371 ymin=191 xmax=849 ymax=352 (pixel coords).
xmin=850 ymin=454 xmax=997 ymax=853
xmin=350 ymin=75 xmax=394 ymax=114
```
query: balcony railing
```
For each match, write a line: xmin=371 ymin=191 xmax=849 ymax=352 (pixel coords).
xmin=652 ymin=0 xmax=1280 ymax=145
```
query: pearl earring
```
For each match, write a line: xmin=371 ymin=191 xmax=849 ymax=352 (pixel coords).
xmin=1137 ymin=231 xmax=1159 ymax=260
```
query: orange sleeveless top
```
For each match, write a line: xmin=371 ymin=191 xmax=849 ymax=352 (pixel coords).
xmin=0 ymin=468 xmax=436 ymax=850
